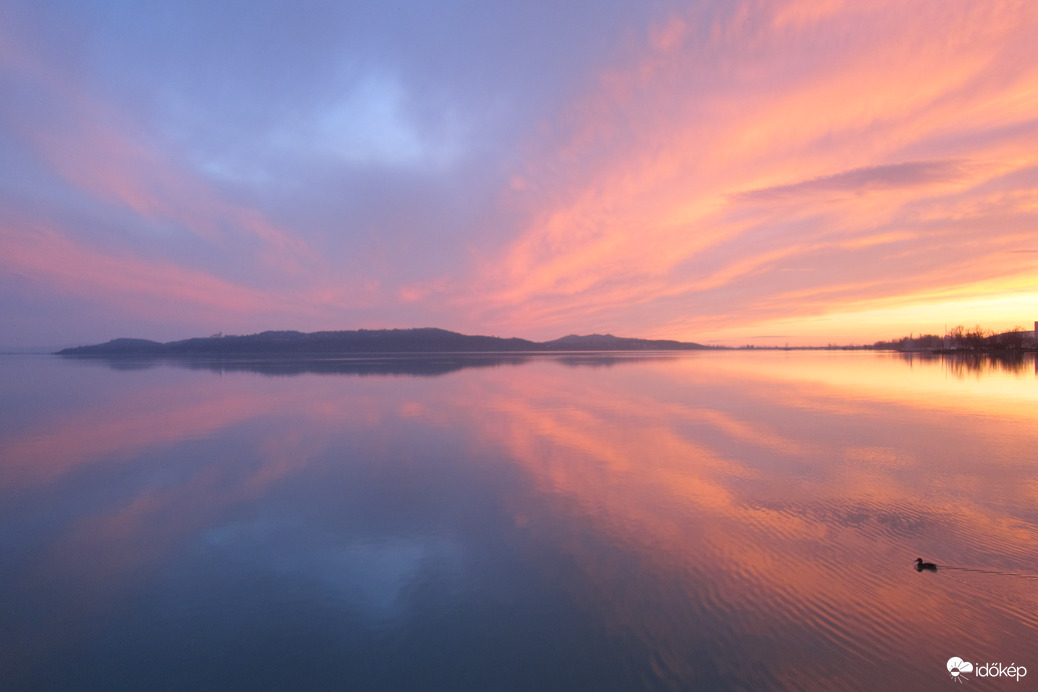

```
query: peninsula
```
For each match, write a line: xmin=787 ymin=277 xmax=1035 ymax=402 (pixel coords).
xmin=57 ymin=328 xmax=710 ymax=356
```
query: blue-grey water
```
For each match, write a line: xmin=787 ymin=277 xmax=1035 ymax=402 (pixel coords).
xmin=1 ymin=351 xmax=1036 ymax=690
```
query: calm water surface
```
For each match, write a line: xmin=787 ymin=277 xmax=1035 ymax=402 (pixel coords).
xmin=1 ymin=351 xmax=1036 ymax=690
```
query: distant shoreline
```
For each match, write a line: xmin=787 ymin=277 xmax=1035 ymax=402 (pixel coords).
xmin=47 ymin=327 xmax=1038 ymax=357
xmin=54 ymin=328 xmax=715 ymax=357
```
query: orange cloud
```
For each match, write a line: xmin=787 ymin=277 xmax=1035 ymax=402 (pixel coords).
xmin=464 ymin=0 xmax=1038 ymax=343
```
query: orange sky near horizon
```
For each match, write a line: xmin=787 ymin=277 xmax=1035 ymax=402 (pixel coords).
xmin=1 ymin=0 xmax=1037 ymax=346
xmin=466 ymin=1 xmax=1038 ymax=345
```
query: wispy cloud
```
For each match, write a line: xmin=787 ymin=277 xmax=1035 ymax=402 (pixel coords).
xmin=732 ymin=160 xmax=973 ymax=202
xmin=0 ymin=223 xmax=288 ymax=319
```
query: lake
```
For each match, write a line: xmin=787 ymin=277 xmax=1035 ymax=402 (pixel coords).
xmin=1 ymin=351 xmax=1036 ymax=690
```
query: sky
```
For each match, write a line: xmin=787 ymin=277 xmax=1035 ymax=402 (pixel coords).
xmin=2 ymin=0 xmax=1037 ymax=348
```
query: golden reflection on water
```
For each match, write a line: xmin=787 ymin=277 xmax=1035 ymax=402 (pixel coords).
xmin=2 ymin=352 xmax=1036 ymax=689
xmin=699 ymin=351 xmax=1038 ymax=416
xmin=449 ymin=352 xmax=1038 ymax=687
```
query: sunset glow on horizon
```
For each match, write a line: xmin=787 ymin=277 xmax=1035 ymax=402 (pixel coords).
xmin=2 ymin=0 xmax=1037 ymax=347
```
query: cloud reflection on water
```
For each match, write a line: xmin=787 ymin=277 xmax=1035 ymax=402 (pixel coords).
xmin=1 ymin=352 xmax=1036 ymax=689
xmin=445 ymin=352 xmax=1038 ymax=686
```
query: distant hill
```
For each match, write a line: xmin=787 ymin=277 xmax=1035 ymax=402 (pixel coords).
xmin=541 ymin=333 xmax=706 ymax=351
xmin=64 ymin=337 xmax=167 ymax=355
xmin=56 ymin=328 xmax=709 ymax=356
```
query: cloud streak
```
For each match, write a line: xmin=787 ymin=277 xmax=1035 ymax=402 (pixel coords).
xmin=731 ymin=160 xmax=974 ymax=202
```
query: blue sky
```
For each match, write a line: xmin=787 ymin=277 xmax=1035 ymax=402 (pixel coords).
xmin=3 ymin=0 xmax=1037 ymax=347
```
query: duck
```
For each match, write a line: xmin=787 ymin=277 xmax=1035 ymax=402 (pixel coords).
xmin=915 ymin=557 xmax=938 ymax=572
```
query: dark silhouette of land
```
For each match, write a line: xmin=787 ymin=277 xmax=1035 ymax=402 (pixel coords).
xmin=873 ymin=324 xmax=1037 ymax=352
xmin=56 ymin=328 xmax=711 ymax=357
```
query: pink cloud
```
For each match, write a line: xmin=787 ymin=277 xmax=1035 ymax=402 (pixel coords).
xmin=5 ymin=1 xmax=1037 ymax=344
xmin=0 ymin=27 xmax=318 ymax=278
xmin=464 ymin=0 xmax=1038 ymax=342
xmin=0 ymin=222 xmax=294 ymax=320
